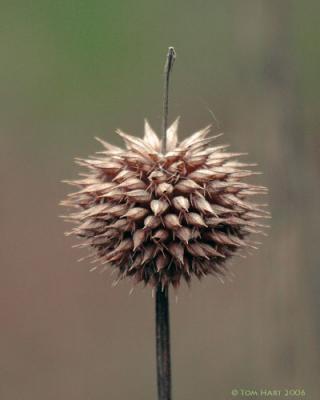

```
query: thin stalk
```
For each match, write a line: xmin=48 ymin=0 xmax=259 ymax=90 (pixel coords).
xmin=162 ymin=46 xmax=176 ymax=153
xmin=156 ymin=46 xmax=176 ymax=400
xmin=156 ymin=285 xmax=171 ymax=400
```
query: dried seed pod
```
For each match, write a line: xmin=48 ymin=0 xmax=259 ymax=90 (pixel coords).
xmin=185 ymin=212 xmax=207 ymax=228
xmin=168 ymin=242 xmax=184 ymax=264
xmin=163 ymin=214 xmax=181 ymax=230
xmin=141 ymin=244 xmax=156 ymax=264
xmin=175 ymin=179 xmax=202 ymax=193
xmin=148 ymin=170 xmax=168 ymax=183
xmin=126 ymin=190 xmax=151 ymax=203
xmin=109 ymin=219 xmax=132 ymax=231
xmin=123 ymin=207 xmax=149 ymax=221
xmin=188 ymin=169 xmax=216 ymax=183
xmin=112 ymin=169 xmax=136 ymax=182
xmin=156 ymin=252 xmax=169 ymax=271
xmin=108 ymin=238 xmax=133 ymax=257
xmin=133 ymin=229 xmax=146 ymax=250
xmin=151 ymin=199 xmax=169 ymax=216
xmin=152 ymin=229 xmax=169 ymax=242
xmin=186 ymin=242 xmax=209 ymax=259
xmin=172 ymin=196 xmax=190 ymax=212
xmin=167 ymin=160 xmax=187 ymax=175
xmin=108 ymin=204 xmax=129 ymax=217
xmin=198 ymin=242 xmax=225 ymax=258
xmin=143 ymin=215 xmax=161 ymax=230
xmin=156 ymin=182 xmax=174 ymax=197
xmin=192 ymin=196 xmax=215 ymax=215
xmin=63 ymin=119 xmax=268 ymax=288
xmin=176 ymin=226 xmax=192 ymax=244
xmin=99 ymin=189 xmax=124 ymax=201
xmin=117 ymin=177 xmax=146 ymax=190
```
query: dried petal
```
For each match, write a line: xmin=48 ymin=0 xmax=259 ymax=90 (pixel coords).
xmin=166 ymin=117 xmax=180 ymax=151
xmin=116 ymin=129 xmax=155 ymax=155
xmin=144 ymin=119 xmax=161 ymax=151
xmin=95 ymin=137 xmax=122 ymax=153
xmin=180 ymin=125 xmax=211 ymax=149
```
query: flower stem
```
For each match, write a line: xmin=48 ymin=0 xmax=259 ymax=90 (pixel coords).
xmin=162 ymin=46 xmax=176 ymax=153
xmin=156 ymin=46 xmax=175 ymax=400
xmin=156 ymin=285 xmax=171 ymax=400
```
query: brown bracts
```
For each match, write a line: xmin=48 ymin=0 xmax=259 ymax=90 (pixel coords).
xmin=62 ymin=119 xmax=269 ymax=288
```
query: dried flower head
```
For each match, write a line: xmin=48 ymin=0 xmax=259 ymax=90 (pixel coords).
xmin=62 ymin=119 xmax=269 ymax=288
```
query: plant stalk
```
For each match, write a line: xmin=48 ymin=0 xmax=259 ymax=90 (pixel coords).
xmin=156 ymin=285 xmax=171 ymax=400
xmin=156 ymin=46 xmax=175 ymax=400
xmin=162 ymin=46 xmax=176 ymax=153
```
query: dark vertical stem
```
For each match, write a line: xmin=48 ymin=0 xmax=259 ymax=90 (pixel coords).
xmin=162 ymin=46 xmax=176 ymax=153
xmin=156 ymin=285 xmax=171 ymax=400
xmin=156 ymin=46 xmax=175 ymax=400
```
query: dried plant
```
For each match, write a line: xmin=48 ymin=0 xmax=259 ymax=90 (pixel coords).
xmin=61 ymin=47 xmax=269 ymax=400
xmin=62 ymin=115 xmax=268 ymax=289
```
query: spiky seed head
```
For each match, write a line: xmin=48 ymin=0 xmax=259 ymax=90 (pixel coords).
xmin=62 ymin=118 xmax=269 ymax=288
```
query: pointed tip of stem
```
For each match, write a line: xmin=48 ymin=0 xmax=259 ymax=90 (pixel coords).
xmin=165 ymin=47 xmax=176 ymax=78
xmin=166 ymin=47 xmax=176 ymax=70
xmin=162 ymin=46 xmax=176 ymax=154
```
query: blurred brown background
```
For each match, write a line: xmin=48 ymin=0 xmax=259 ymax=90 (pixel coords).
xmin=1 ymin=1 xmax=319 ymax=399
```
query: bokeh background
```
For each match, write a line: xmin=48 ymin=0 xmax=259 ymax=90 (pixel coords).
xmin=1 ymin=1 xmax=319 ymax=399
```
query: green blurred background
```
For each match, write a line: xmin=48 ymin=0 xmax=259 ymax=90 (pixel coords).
xmin=1 ymin=1 xmax=319 ymax=399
